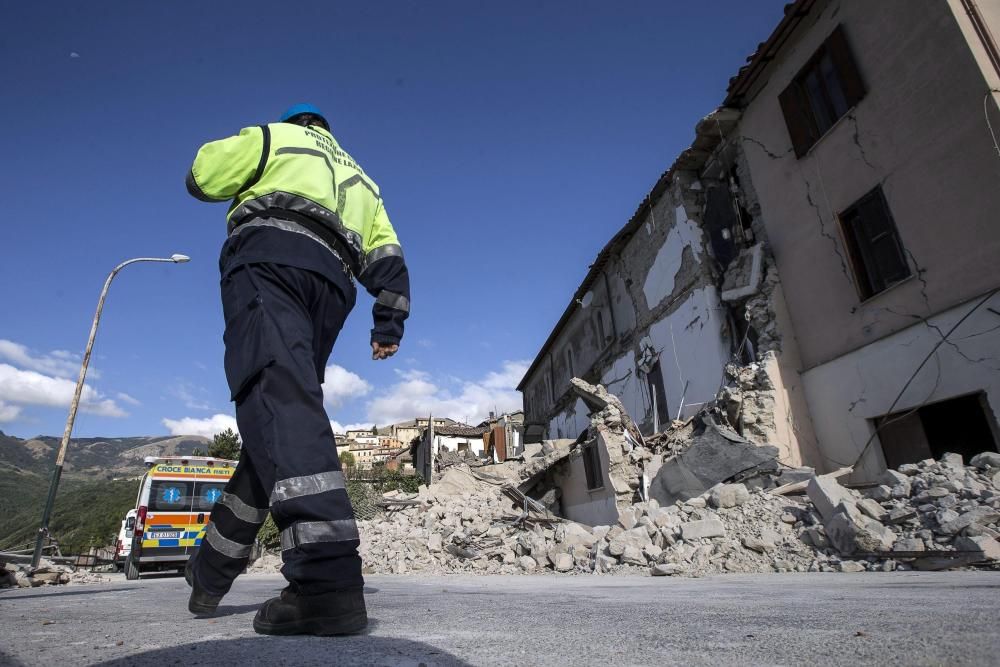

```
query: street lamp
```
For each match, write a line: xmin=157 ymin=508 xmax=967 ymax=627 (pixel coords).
xmin=30 ymin=254 xmax=191 ymax=568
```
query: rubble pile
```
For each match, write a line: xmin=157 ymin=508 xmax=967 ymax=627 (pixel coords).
xmin=348 ymin=449 xmax=1000 ymax=577
xmin=803 ymin=452 xmax=1000 ymax=571
xmin=251 ymin=380 xmax=999 ymax=578
xmin=0 ymin=559 xmax=110 ymax=588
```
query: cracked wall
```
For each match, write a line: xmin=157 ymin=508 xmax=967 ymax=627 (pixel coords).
xmin=733 ymin=0 xmax=1000 ymax=477
xmin=737 ymin=0 xmax=1000 ymax=371
xmin=801 ymin=291 xmax=1000 ymax=481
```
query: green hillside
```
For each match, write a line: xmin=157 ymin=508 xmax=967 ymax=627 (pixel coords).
xmin=0 ymin=472 xmax=141 ymax=554
xmin=0 ymin=430 xmax=209 ymax=555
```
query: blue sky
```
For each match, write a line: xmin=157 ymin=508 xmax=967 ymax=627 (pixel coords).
xmin=0 ymin=0 xmax=786 ymax=439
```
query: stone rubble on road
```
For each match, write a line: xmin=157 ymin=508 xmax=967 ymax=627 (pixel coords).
xmin=0 ymin=558 xmax=111 ymax=588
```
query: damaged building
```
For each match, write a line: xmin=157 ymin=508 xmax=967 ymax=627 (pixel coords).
xmin=518 ymin=0 xmax=1000 ymax=489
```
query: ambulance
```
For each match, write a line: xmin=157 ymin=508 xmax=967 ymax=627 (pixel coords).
xmin=124 ymin=455 xmax=236 ymax=580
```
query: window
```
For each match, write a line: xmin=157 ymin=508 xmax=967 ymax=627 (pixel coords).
xmin=646 ymin=361 xmax=670 ymax=429
xmin=582 ymin=440 xmax=603 ymax=490
xmin=839 ymin=187 xmax=910 ymax=299
xmin=565 ymin=347 xmax=575 ymax=379
xmin=149 ymin=480 xmax=191 ymax=512
xmin=779 ymin=25 xmax=865 ymax=157
xmin=193 ymin=481 xmax=226 ymax=513
xmin=595 ymin=311 xmax=607 ymax=346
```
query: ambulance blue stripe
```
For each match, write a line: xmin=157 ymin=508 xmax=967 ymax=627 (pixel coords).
xmin=158 ymin=539 xmax=180 ymax=547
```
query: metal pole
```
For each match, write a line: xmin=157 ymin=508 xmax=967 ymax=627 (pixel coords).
xmin=30 ymin=255 xmax=189 ymax=568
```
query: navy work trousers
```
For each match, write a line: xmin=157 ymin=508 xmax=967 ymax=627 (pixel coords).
xmin=189 ymin=260 xmax=363 ymax=596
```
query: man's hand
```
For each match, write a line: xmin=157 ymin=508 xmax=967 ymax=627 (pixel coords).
xmin=372 ymin=342 xmax=399 ymax=360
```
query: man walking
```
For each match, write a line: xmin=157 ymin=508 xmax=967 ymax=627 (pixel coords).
xmin=183 ymin=103 xmax=410 ymax=635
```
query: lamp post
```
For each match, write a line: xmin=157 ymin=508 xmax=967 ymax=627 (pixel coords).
xmin=30 ymin=254 xmax=191 ymax=568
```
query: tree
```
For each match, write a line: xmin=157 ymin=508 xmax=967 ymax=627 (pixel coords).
xmin=208 ymin=428 xmax=241 ymax=460
xmin=339 ymin=451 xmax=356 ymax=479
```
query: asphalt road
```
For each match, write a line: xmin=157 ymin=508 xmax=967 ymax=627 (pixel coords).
xmin=0 ymin=571 xmax=997 ymax=666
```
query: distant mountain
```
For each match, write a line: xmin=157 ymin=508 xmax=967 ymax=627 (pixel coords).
xmin=0 ymin=431 xmax=211 ymax=480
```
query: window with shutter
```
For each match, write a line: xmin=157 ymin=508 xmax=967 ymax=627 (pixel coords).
xmin=778 ymin=25 xmax=866 ymax=157
xmin=839 ymin=187 xmax=911 ymax=299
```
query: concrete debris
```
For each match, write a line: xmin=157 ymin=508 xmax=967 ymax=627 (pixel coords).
xmin=0 ymin=558 xmax=110 ymax=588
xmin=229 ymin=450 xmax=1000 ymax=580
xmin=647 ymin=417 xmax=779 ymax=506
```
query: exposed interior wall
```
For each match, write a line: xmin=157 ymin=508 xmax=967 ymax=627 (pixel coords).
xmin=554 ymin=428 xmax=619 ymax=526
xmin=801 ymin=292 xmax=1000 ymax=482
xmin=433 ymin=435 xmax=484 ymax=457
xmin=738 ymin=0 xmax=1000 ymax=372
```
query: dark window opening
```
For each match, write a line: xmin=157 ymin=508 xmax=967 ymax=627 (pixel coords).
xmin=582 ymin=439 xmax=603 ymax=490
xmin=646 ymin=360 xmax=671 ymax=429
xmin=729 ymin=309 xmax=759 ymax=365
xmin=779 ymin=25 xmax=866 ymax=157
xmin=877 ymin=392 xmax=999 ymax=469
xmin=839 ymin=187 xmax=911 ymax=299
xmin=565 ymin=347 xmax=575 ymax=379
xmin=703 ymin=184 xmax=740 ymax=267
xmin=595 ymin=311 xmax=607 ymax=347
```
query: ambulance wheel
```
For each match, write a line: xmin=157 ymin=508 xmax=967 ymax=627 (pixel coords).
xmin=124 ymin=553 xmax=140 ymax=580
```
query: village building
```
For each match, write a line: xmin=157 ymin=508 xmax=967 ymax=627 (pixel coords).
xmin=519 ymin=0 xmax=1000 ymax=485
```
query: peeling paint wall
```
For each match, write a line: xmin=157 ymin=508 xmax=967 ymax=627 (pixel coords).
xmin=524 ymin=172 xmax=737 ymax=437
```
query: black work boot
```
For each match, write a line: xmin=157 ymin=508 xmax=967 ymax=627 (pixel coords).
xmin=185 ymin=558 xmax=224 ymax=616
xmin=253 ymin=587 xmax=368 ymax=636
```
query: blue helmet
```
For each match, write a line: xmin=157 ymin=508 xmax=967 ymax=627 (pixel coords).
xmin=279 ymin=103 xmax=327 ymax=123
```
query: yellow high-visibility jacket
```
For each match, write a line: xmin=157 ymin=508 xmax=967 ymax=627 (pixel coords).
xmin=187 ymin=122 xmax=409 ymax=344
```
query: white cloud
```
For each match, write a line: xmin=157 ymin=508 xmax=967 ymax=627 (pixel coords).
xmin=116 ymin=392 xmax=142 ymax=406
xmin=321 ymin=364 xmax=372 ymax=409
xmin=363 ymin=361 xmax=527 ymax=426
xmin=0 ymin=400 xmax=22 ymax=422
xmin=169 ymin=382 xmax=214 ymax=411
xmin=0 ymin=339 xmax=82 ymax=378
xmin=162 ymin=413 xmax=238 ymax=439
xmin=0 ymin=363 xmax=125 ymax=417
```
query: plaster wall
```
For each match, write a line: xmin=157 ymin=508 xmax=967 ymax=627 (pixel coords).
xmin=738 ymin=0 xmax=1000 ymax=371
xmin=801 ymin=291 xmax=1000 ymax=482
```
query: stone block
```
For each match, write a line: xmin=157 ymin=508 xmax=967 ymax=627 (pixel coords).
xmin=837 ymin=560 xmax=866 ymax=573
xmin=953 ymin=535 xmax=1000 ymax=560
xmin=742 ymin=536 xmax=774 ymax=553
xmin=807 ymin=475 xmax=856 ymax=522
xmin=553 ymin=552 xmax=575 ymax=572
xmin=939 ymin=508 xmax=1000 ymax=536
xmin=559 ymin=522 xmax=596 ymax=548
xmin=709 ymin=483 xmax=751 ymax=509
xmin=647 ymin=422 xmax=779 ymax=506
xmin=970 ymin=451 xmax=1000 ymax=469
xmin=608 ymin=527 xmax=652 ymax=556
xmin=887 ymin=507 xmax=917 ymax=525
xmin=892 ymin=537 xmax=925 ymax=553
xmin=650 ymin=563 xmax=684 ymax=576
xmin=518 ymin=556 xmax=537 ymax=571
xmin=857 ymin=498 xmax=887 ymax=521
xmin=680 ymin=519 xmax=726 ymax=540
xmin=617 ymin=507 xmax=639 ymax=530
xmin=825 ymin=503 xmax=895 ymax=555
xmin=864 ymin=485 xmax=893 ymax=502
xmin=620 ymin=546 xmax=646 ymax=566
xmin=939 ymin=452 xmax=965 ymax=471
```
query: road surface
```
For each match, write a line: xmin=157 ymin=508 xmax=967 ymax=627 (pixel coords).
xmin=0 ymin=571 xmax=997 ymax=666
